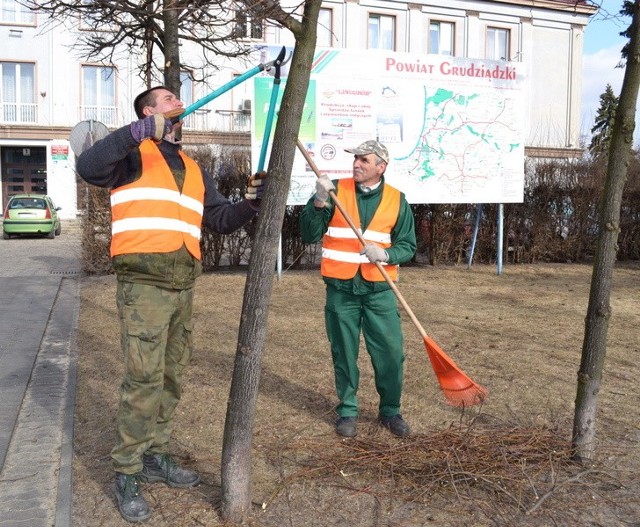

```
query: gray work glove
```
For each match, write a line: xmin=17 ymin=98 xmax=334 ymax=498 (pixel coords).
xmin=315 ymin=175 xmax=336 ymax=203
xmin=361 ymin=243 xmax=389 ymax=263
xmin=245 ymin=171 xmax=267 ymax=201
xmin=130 ymin=114 xmax=173 ymax=143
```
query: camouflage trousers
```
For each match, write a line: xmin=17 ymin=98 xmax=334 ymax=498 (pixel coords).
xmin=111 ymin=281 xmax=194 ymax=474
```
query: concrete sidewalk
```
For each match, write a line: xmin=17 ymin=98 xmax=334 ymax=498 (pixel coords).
xmin=0 ymin=222 xmax=82 ymax=526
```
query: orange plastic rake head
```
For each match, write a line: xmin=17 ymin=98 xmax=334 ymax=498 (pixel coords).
xmin=424 ymin=336 xmax=488 ymax=407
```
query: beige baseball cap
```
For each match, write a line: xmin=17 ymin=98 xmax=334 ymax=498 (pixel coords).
xmin=345 ymin=140 xmax=389 ymax=164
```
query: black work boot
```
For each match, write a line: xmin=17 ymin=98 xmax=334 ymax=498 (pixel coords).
xmin=335 ymin=416 xmax=357 ymax=437
xmin=114 ymin=473 xmax=150 ymax=523
xmin=379 ymin=414 xmax=411 ymax=437
xmin=141 ymin=453 xmax=201 ymax=488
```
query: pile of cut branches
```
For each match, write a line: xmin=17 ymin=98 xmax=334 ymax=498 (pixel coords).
xmin=263 ymin=418 xmax=622 ymax=518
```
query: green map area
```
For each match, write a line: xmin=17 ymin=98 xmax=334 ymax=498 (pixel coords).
xmin=393 ymin=85 xmax=523 ymax=203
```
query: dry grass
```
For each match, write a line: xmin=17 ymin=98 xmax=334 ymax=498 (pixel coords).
xmin=74 ymin=263 xmax=640 ymax=526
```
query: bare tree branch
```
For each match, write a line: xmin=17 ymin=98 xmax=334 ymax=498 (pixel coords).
xmin=20 ymin=0 xmax=289 ymax=87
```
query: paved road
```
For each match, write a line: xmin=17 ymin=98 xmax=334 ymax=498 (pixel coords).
xmin=0 ymin=220 xmax=82 ymax=527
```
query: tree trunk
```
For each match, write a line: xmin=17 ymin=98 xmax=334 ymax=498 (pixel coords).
xmin=220 ymin=1 xmax=321 ymax=522
xmin=572 ymin=3 xmax=640 ymax=462
xmin=162 ymin=0 xmax=181 ymax=94
xmin=145 ymin=3 xmax=154 ymax=87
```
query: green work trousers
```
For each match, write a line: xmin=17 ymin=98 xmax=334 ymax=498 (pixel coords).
xmin=111 ymin=281 xmax=194 ymax=474
xmin=325 ymin=285 xmax=405 ymax=418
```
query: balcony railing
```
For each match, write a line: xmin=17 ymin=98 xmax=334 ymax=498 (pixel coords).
xmin=1 ymin=102 xmax=37 ymax=123
xmin=0 ymin=102 xmax=250 ymax=134
xmin=181 ymin=109 xmax=251 ymax=133
xmin=180 ymin=111 xmax=202 ymax=130
xmin=213 ymin=110 xmax=251 ymax=132
xmin=81 ymin=105 xmax=118 ymax=127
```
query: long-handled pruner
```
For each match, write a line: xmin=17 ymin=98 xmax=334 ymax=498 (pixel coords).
xmin=243 ymin=47 xmax=285 ymax=204
xmin=256 ymin=46 xmax=287 ymax=171
xmin=169 ymin=46 xmax=290 ymax=122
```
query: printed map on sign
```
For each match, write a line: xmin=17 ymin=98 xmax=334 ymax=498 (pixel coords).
xmin=252 ymin=47 xmax=526 ymax=205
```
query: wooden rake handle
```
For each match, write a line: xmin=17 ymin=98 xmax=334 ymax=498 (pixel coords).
xmin=296 ymin=139 xmax=428 ymax=339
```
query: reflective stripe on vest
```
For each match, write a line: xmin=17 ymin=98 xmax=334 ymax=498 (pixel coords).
xmin=110 ymin=139 xmax=205 ymax=259
xmin=321 ymin=178 xmax=401 ymax=281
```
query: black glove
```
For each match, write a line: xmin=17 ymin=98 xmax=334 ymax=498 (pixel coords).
xmin=130 ymin=114 xmax=173 ymax=143
xmin=245 ymin=171 xmax=267 ymax=201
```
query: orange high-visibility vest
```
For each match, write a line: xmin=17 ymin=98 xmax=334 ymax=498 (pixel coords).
xmin=110 ymin=139 xmax=205 ymax=259
xmin=321 ymin=178 xmax=401 ymax=282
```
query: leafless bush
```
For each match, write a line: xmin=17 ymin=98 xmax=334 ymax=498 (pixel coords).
xmin=79 ymin=150 xmax=640 ymax=273
xmin=187 ymin=146 xmax=253 ymax=269
xmin=79 ymin=181 xmax=113 ymax=275
xmin=415 ymin=154 xmax=640 ymax=265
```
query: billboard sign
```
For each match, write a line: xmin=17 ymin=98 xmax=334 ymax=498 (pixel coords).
xmin=253 ymin=47 xmax=526 ymax=205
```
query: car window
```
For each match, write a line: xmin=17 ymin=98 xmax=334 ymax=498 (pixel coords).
xmin=9 ymin=198 xmax=47 ymax=209
xmin=27 ymin=199 xmax=45 ymax=209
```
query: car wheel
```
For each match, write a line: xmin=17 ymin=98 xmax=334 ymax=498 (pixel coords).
xmin=2 ymin=232 xmax=9 ymax=240
xmin=55 ymin=223 xmax=62 ymax=236
xmin=47 ymin=229 xmax=55 ymax=239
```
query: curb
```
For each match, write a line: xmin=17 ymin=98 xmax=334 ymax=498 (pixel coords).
xmin=55 ymin=277 xmax=80 ymax=527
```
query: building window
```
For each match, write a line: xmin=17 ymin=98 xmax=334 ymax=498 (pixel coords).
xmin=0 ymin=0 xmax=36 ymax=25
xmin=486 ymin=27 xmax=510 ymax=60
xmin=180 ymin=71 xmax=194 ymax=128
xmin=0 ymin=62 xmax=36 ymax=123
xmin=317 ymin=8 xmax=333 ymax=47
xmin=180 ymin=71 xmax=193 ymax=108
xmin=235 ymin=9 xmax=263 ymax=40
xmin=368 ymin=14 xmax=395 ymax=50
xmin=81 ymin=65 xmax=116 ymax=126
xmin=429 ymin=21 xmax=454 ymax=56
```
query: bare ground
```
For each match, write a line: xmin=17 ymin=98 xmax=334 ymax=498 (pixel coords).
xmin=73 ymin=262 xmax=640 ymax=526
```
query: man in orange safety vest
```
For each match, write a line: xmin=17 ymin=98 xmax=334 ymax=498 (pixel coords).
xmin=299 ymin=140 xmax=416 ymax=439
xmin=76 ymin=86 xmax=265 ymax=523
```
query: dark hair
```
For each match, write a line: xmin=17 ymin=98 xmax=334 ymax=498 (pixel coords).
xmin=133 ymin=86 xmax=168 ymax=119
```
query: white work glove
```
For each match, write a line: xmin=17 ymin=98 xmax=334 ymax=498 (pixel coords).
xmin=361 ymin=243 xmax=389 ymax=263
xmin=315 ymin=175 xmax=336 ymax=203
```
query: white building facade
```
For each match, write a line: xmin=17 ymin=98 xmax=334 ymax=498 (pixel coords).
xmin=0 ymin=0 xmax=597 ymax=218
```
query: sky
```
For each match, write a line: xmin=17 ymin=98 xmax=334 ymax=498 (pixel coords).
xmin=581 ymin=0 xmax=631 ymax=141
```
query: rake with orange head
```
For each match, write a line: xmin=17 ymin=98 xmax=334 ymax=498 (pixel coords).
xmin=296 ymin=139 xmax=488 ymax=407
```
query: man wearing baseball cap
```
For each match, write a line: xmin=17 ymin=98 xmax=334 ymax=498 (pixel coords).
xmin=300 ymin=139 xmax=416 ymax=438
